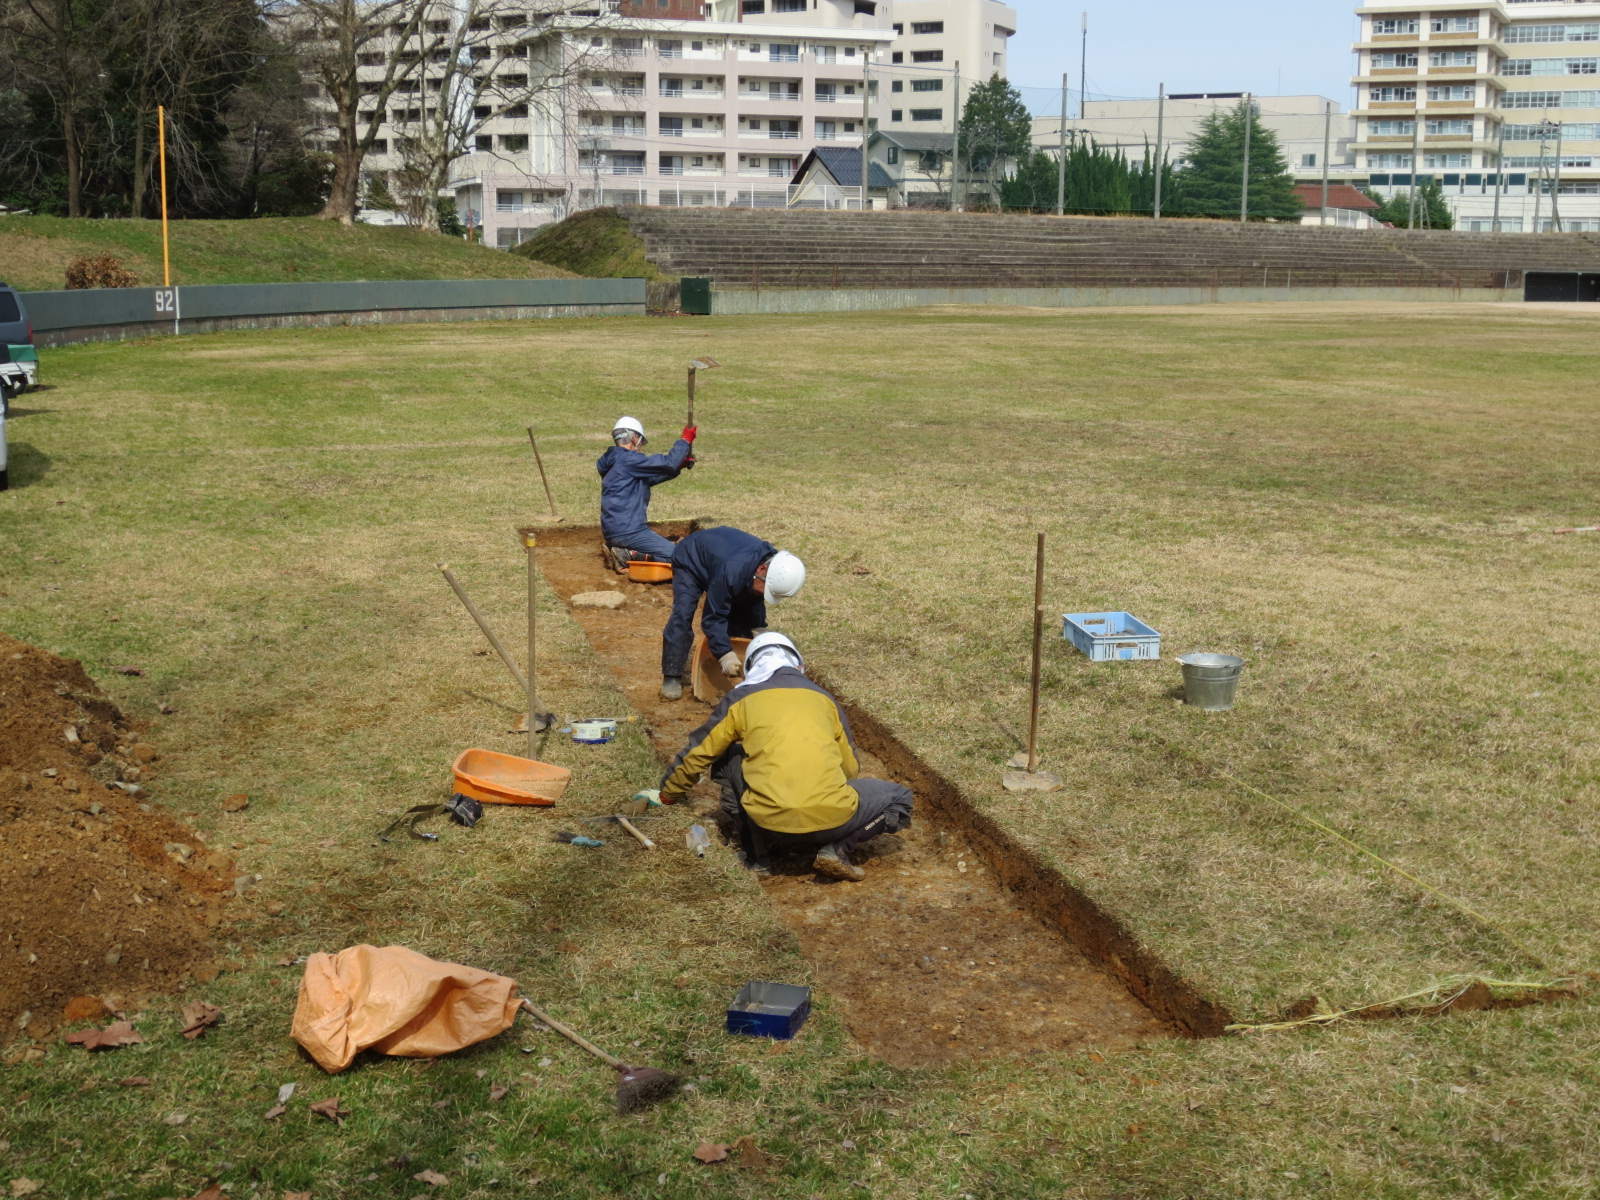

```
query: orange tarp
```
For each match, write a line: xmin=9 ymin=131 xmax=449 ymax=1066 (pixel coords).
xmin=291 ymin=944 xmax=521 ymax=1073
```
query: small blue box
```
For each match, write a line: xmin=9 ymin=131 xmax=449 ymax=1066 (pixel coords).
xmin=1063 ymin=611 xmax=1161 ymax=662
xmin=726 ymin=981 xmax=811 ymax=1040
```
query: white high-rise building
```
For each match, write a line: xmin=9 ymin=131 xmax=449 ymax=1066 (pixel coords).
xmin=879 ymin=0 xmax=1016 ymax=136
xmin=1353 ymin=1 xmax=1600 ymax=231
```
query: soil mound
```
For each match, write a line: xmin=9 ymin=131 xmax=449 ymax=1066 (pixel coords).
xmin=0 ymin=633 xmax=232 ymax=1043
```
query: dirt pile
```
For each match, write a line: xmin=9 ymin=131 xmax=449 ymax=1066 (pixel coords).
xmin=0 ymin=633 xmax=232 ymax=1043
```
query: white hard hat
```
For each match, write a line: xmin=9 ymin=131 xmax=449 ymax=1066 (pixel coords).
xmin=762 ymin=551 xmax=806 ymax=602
xmin=744 ymin=631 xmax=800 ymax=672
xmin=612 ymin=416 xmax=647 ymax=445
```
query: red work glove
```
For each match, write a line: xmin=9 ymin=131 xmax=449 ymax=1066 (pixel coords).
xmin=681 ymin=425 xmax=697 ymax=443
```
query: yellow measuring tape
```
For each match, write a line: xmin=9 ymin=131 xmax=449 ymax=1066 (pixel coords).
xmin=1226 ymin=974 xmax=1573 ymax=1034
xmin=1209 ymin=766 xmax=1547 ymax=969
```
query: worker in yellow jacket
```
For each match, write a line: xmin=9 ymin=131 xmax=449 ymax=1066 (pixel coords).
xmin=654 ymin=632 xmax=913 ymax=881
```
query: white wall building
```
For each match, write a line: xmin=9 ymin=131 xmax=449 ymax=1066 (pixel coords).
xmin=1032 ymin=93 xmax=1357 ymax=180
xmin=1353 ymin=0 xmax=1600 ymax=231
xmin=878 ymin=0 xmax=1016 ymax=136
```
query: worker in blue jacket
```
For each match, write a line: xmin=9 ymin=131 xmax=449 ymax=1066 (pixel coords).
xmin=597 ymin=415 xmax=694 ymax=567
xmin=660 ymin=525 xmax=806 ymax=701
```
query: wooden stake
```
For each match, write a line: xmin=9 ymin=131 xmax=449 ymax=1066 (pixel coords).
xmin=158 ymin=105 xmax=171 ymax=288
xmin=686 ymin=365 xmax=696 ymax=427
xmin=438 ymin=564 xmax=527 ymax=693
xmin=525 ymin=532 xmax=538 ymax=762
xmin=1026 ymin=532 xmax=1045 ymax=774
xmin=526 ymin=426 xmax=558 ymax=518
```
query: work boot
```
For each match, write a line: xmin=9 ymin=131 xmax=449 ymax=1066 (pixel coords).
xmin=660 ymin=676 xmax=683 ymax=701
xmin=812 ymin=843 xmax=865 ymax=882
xmin=608 ymin=546 xmax=632 ymax=572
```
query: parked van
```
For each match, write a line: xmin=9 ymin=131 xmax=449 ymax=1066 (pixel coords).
xmin=0 ymin=281 xmax=37 ymax=418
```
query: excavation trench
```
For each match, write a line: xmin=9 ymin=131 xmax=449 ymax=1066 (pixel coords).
xmin=533 ymin=522 xmax=1228 ymax=1067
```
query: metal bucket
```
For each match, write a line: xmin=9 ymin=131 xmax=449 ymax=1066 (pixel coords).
xmin=1177 ymin=653 xmax=1245 ymax=711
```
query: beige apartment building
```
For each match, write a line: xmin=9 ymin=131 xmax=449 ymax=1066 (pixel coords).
xmin=879 ymin=0 xmax=1016 ymax=136
xmin=1354 ymin=0 xmax=1600 ymax=230
xmin=314 ymin=0 xmax=1013 ymax=244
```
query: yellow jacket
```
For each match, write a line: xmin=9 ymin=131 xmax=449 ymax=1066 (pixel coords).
xmin=660 ymin=667 xmax=860 ymax=834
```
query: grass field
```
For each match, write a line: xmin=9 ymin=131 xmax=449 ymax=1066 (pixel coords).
xmin=1 ymin=301 xmax=1597 ymax=1199
xmin=0 ymin=217 xmax=571 ymax=293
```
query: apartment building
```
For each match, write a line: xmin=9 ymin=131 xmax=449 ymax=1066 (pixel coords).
xmin=438 ymin=0 xmax=894 ymax=244
xmin=1353 ymin=0 xmax=1600 ymax=230
xmin=878 ymin=0 xmax=1016 ymax=136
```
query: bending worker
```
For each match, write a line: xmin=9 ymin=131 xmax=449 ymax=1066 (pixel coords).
xmin=656 ymin=633 xmax=913 ymax=882
xmin=660 ymin=525 xmax=805 ymax=701
xmin=597 ymin=415 xmax=695 ymax=568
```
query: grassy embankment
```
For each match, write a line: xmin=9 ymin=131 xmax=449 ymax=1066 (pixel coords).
xmin=0 ymin=216 xmax=573 ymax=292
xmin=512 ymin=207 xmax=671 ymax=281
xmin=0 ymin=303 xmax=1597 ymax=1198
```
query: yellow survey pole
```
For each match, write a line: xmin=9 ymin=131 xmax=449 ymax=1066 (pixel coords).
xmin=157 ymin=105 xmax=171 ymax=287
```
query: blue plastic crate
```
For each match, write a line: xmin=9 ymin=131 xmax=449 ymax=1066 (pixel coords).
xmin=726 ymin=981 xmax=811 ymax=1040
xmin=1062 ymin=611 xmax=1161 ymax=662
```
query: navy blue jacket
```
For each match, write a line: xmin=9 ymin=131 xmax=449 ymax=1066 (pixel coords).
xmin=596 ymin=439 xmax=691 ymax=539
xmin=672 ymin=526 xmax=773 ymax=657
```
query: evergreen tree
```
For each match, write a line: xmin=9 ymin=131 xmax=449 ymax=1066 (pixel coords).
xmin=1000 ymin=138 xmax=1176 ymax=217
xmin=1362 ymin=179 xmax=1454 ymax=229
xmin=1172 ymin=99 xmax=1302 ymax=221
xmin=956 ymin=74 xmax=1032 ymax=205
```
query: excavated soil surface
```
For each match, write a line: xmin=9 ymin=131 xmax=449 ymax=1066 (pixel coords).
xmin=534 ymin=523 xmax=1187 ymax=1068
xmin=0 ymin=633 xmax=233 ymax=1045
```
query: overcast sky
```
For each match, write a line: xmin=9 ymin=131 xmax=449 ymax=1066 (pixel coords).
xmin=1004 ymin=0 xmax=1361 ymax=112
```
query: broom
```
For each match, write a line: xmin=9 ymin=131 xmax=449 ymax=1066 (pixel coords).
xmin=519 ymin=999 xmax=684 ymax=1114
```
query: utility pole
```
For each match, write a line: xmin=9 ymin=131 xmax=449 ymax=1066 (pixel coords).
xmin=950 ymin=59 xmax=961 ymax=212
xmin=1056 ymin=72 xmax=1068 ymax=216
xmin=1491 ymin=120 xmax=1506 ymax=232
xmin=1532 ymin=119 xmax=1547 ymax=234
xmin=1079 ymin=12 xmax=1088 ymax=119
xmin=1239 ymin=94 xmax=1252 ymax=224
xmin=1551 ymin=120 xmax=1564 ymax=233
xmin=1320 ymin=100 xmax=1332 ymax=225
xmin=1153 ymin=83 xmax=1165 ymax=219
xmin=1408 ymin=109 xmax=1421 ymax=228
xmin=860 ymin=60 xmax=870 ymax=211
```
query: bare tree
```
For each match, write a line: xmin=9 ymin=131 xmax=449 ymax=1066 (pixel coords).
xmin=275 ymin=0 xmax=437 ymax=224
xmin=0 ymin=0 xmax=110 ymax=215
xmin=380 ymin=2 xmax=625 ymax=230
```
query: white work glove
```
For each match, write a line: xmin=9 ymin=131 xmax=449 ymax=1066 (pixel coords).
xmin=719 ymin=651 xmax=743 ymax=678
xmin=633 ymin=789 xmax=663 ymax=807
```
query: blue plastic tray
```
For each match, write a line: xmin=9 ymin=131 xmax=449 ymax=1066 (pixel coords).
xmin=1062 ymin=611 xmax=1161 ymax=661
xmin=726 ymin=981 xmax=811 ymax=1040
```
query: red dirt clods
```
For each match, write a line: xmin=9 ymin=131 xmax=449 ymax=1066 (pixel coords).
xmin=0 ymin=633 xmax=232 ymax=1043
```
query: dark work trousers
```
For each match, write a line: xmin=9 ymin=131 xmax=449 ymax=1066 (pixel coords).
xmin=660 ymin=581 xmax=764 ymax=679
xmin=606 ymin=526 xmax=678 ymax=561
xmin=711 ymin=744 xmax=914 ymax=866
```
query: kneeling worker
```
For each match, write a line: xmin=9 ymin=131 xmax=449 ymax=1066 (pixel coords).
xmin=597 ymin=415 xmax=695 ymax=568
xmin=655 ymin=632 xmax=913 ymax=882
xmin=660 ymin=525 xmax=805 ymax=701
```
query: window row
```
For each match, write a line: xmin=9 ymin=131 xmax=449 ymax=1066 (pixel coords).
xmin=1370 ymin=84 xmax=1478 ymax=101
xmin=1503 ymin=122 xmax=1600 ymax=139
xmin=1504 ymin=24 xmax=1600 ymax=44
xmin=1502 ymin=89 xmax=1600 ymax=107
xmin=888 ymin=108 xmax=944 ymax=122
xmin=1503 ymin=57 xmax=1599 ymax=75
xmin=1372 ymin=16 xmax=1479 ymax=35
xmin=1371 ymin=50 xmax=1478 ymax=68
xmin=1366 ymin=153 xmax=1474 ymax=168
xmin=1502 ymin=155 xmax=1596 ymax=168
xmin=1367 ymin=118 xmax=1476 ymax=135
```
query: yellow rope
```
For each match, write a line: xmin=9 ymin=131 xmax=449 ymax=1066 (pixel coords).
xmin=1226 ymin=975 xmax=1574 ymax=1034
xmin=1208 ymin=767 xmax=1547 ymax=969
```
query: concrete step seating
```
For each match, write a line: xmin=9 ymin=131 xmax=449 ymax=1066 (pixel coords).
xmin=619 ymin=207 xmax=1600 ymax=291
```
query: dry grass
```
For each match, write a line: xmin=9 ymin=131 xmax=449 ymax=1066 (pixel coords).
xmin=0 ymin=301 xmax=1596 ymax=1198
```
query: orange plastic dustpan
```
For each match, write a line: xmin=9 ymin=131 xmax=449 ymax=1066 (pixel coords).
xmin=452 ymin=748 xmax=570 ymax=807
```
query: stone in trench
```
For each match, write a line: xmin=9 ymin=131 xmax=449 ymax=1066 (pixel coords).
xmin=129 ymin=743 xmax=158 ymax=763
xmin=571 ymin=591 xmax=626 ymax=610
xmin=1001 ymin=769 xmax=1064 ymax=794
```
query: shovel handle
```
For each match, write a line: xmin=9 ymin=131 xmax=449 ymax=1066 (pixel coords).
xmin=617 ymin=816 xmax=655 ymax=849
xmin=520 ymin=999 xmax=626 ymax=1070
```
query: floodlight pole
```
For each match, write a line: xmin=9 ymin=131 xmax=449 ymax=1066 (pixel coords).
xmin=1240 ymin=93 xmax=1252 ymax=224
xmin=1491 ymin=120 xmax=1506 ymax=232
xmin=860 ymin=59 xmax=871 ymax=211
xmin=1408 ymin=109 xmax=1421 ymax=228
xmin=1056 ymin=72 xmax=1068 ymax=216
xmin=950 ymin=59 xmax=961 ymax=212
xmin=1320 ymin=100 xmax=1332 ymax=225
xmin=1153 ymin=83 xmax=1165 ymax=220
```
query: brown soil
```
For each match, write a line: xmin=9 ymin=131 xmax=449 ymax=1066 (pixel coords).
xmin=0 ymin=633 xmax=233 ymax=1044
xmin=533 ymin=523 xmax=1190 ymax=1068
